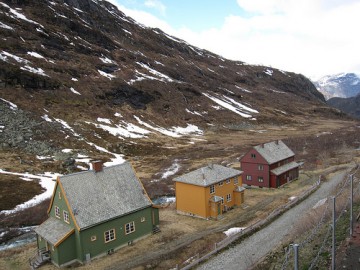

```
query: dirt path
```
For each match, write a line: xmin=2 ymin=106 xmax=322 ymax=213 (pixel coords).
xmin=197 ymin=168 xmax=352 ymax=270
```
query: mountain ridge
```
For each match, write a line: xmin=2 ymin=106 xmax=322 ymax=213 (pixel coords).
xmin=0 ymin=0 xmax=344 ymax=171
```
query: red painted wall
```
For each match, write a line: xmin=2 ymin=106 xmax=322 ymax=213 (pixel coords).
xmin=241 ymin=149 xmax=270 ymax=188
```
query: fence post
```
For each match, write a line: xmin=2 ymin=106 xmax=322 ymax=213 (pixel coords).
xmin=293 ymin=244 xmax=299 ymax=270
xmin=331 ymin=196 xmax=336 ymax=270
xmin=350 ymin=174 xmax=354 ymax=237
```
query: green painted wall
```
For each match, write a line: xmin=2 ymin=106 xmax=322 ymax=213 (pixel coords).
xmin=39 ymin=183 xmax=160 ymax=266
xmin=57 ymin=234 xmax=76 ymax=266
xmin=78 ymin=207 xmax=154 ymax=261
xmin=49 ymin=185 xmax=76 ymax=228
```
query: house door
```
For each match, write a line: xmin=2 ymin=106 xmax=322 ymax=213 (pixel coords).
xmin=217 ymin=204 xmax=221 ymax=215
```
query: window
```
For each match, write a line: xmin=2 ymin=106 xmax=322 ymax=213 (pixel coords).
xmin=226 ymin=179 xmax=231 ymax=184
xmin=258 ymin=165 xmax=264 ymax=171
xmin=210 ymin=185 xmax=215 ymax=194
xmin=55 ymin=206 xmax=60 ymax=218
xmin=246 ymin=175 xmax=252 ymax=181
xmin=234 ymin=177 xmax=239 ymax=184
xmin=141 ymin=217 xmax=146 ymax=222
xmin=226 ymin=194 xmax=232 ymax=202
xmin=125 ymin=221 xmax=135 ymax=235
xmin=104 ymin=229 xmax=115 ymax=243
xmin=251 ymin=153 xmax=256 ymax=159
xmin=258 ymin=177 xmax=264 ymax=183
xmin=218 ymin=181 xmax=224 ymax=186
xmin=63 ymin=210 xmax=69 ymax=223
xmin=221 ymin=197 xmax=224 ymax=204
xmin=58 ymin=191 xmax=61 ymax=200
xmin=91 ymin=235 xmax=97 ymax=241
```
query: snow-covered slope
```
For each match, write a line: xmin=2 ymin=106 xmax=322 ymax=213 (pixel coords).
xmin=314 ymin=73 xmax=360 ymax=100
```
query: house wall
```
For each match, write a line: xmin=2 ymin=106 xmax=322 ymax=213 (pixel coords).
xmin=175 ymin=182 xmax=207 ymax=218
xmin=175 ymin=175 xmax=243 ymax=219
xmin=78 ymin=207 xmax=155 ymax=262
xmin=241 ymin=149 xmax=270 ymax=187
xmin=57 ymin=234 xmax=76 ymax=267
xmin=209 ymin=177 xmax=243 ymax=213
xmin=49 ymin=184 xmax=76 ymax=229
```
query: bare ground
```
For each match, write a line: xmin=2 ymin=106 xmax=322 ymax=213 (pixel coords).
xmin=0 ymin=119 xmax=359 ymax=269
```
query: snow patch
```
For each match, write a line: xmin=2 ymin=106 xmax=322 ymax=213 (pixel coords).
xmin=161 ymin=160 xmax=181 ymax=179
xmin=224 ymin=227 xmax=246 ymax=237
xmin=27 ymin=51 xmax=44 ymax=59
xmin=134 ymin=116 xmax=202 ymax=138
xmin=313 ymin=198 xmax=327 ymax=209
xmin=0 ymin=98 xmax=18 ymax=110
xmin=98 ymin=69 xmax=115 ymax=80
xmin=70 ymin=87 xmax=81 ymax=95
xmin=203 ymin=93 xmax=258 ymax=118
xmin=0 ymin=21 xmax=13 ymax=30
xmin=20 ymin=65 xmax=48 ymax=77
xmin=264 ymin=69 xmax=273 ymax=76
xmin=41 ymin=114 xmax=52 ymax=122
xmin=0 ymin=170 xmax=61 ymax=214
xmin=99 ymin=55 xmax=116 ymax=64
xmin=0 ymin=2 xmax=43 ymax=27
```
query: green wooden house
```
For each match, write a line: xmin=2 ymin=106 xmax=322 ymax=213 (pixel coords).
xmin=32 ymin=161 xmax=159 ymax=268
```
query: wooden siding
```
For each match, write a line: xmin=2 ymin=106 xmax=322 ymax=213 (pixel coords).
xmin=175 ymin=182 xmax=207 ymax=217
xmin=175 ymin=176 xmax=244 ymax=219
xmin=77 ymin=207 xmax=154 ymax=262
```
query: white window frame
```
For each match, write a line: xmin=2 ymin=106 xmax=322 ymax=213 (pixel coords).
xmin=221 ymin=197 xmax=224 ymax=204
xmin=246 ymin=175 xmax=252 ymax=181
xmin=258 ymin=176 xmax=264 ymax=183
xmin=251 ymin=153 xmax=256 ymax=159
xmin=125 ymin=221 xmax=135 ymax=235
xmin=141 ymin=217 xmax=146 ymax=223
xmin=210 ymin=184 xmax=215 ymax=194
xmin=234 ymin=177 xmax=239 ymax=184
xmin=104 ymin=229 xmax=115 ymax=243
xmin=226 ymin=179 xmax=231 ymax=184
xmin=218 ymin=181 xmax=224 ymax=186
xmin=91 ymin=235 xmax=97 ymax=242
xmin=258 ymin=165 xmax=264 ymax=171
xmin=55 ymin=206 xmax=60 ymax=218
xmin=226 ymin=194 xmax=232 ymax=202
xmin=63 ymin=210 xmax=70 ymax=223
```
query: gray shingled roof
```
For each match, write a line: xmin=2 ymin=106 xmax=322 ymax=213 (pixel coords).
xmin=270 ymin=161 xmax=299 ymax=176
xmin=60 ymin=162 xmax=152 ymax=230
xmin=254 ymin=140 xmax=294 ymax=164
xmin=173 ymin=164 xmax=242 ymax=187
xmin=35 ymin=217 xmax=74 ymax=246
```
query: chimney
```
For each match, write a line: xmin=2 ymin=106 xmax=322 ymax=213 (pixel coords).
xmin=261 ymin=143 xmax=264 ymax=148
xmin=91 ymin=160 xmax=103 ymax=173
xmin=275 ymin=140 xmax=279 ymax=145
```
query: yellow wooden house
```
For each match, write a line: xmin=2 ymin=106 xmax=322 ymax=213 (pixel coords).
xmin=173 ymin=164 xmax=245 ymax=219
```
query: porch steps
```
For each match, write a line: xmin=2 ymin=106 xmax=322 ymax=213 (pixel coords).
xmin=29 ymin=250 xmax=50 ymax=270
xmin=152 ymin=225 xmax=161 ymax=234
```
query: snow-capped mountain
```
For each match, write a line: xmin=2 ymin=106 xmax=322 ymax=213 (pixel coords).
xmin=314 ymin=73 xmax=360 ymax=100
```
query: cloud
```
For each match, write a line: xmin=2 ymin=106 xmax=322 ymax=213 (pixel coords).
xmin=144 ymin=0 xmax=166 ymax=16
xmin=108 ymin=0 xmax=360 ymax=78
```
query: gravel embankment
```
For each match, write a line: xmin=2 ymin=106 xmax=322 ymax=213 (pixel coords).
xmin=197 ymin=169 xmax=350 ymax=270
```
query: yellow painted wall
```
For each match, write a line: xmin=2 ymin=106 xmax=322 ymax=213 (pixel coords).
xmin=175 ymin=182 xmax=207 ymax=218
xmin=175 ymin=175 xmax=244 ymax=219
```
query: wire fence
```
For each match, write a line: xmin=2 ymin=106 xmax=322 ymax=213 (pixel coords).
xmin=281 ymin=165 xmax=359 ymax=270
xmin=174 ymin=177 xmax=322 ymax=270
xmin=174 ymin=165 xmax=359 ymax=270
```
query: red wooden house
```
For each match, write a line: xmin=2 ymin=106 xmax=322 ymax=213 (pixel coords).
xmin=240 ymin=140 xmax=299 ymax=188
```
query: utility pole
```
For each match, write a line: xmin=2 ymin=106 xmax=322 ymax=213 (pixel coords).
xmin=332 ymin=196 xmax=336 ymax=270
xmin=293 ymin=244 xmax=299 ymax=270
xmin=350 ymin=174 xmax=354 ymax=237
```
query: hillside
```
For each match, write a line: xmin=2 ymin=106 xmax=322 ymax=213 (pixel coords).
xmin=0 ymin=0 xmax=354 ymax=206
xmin=328 ymin=94 xmax=360 ymax=119
xmin=314 ymin=73 xmax=360 ymax=100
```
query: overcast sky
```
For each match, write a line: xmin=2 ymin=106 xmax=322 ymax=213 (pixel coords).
xmin=108 ymin=0 xmax=360 ymax=80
